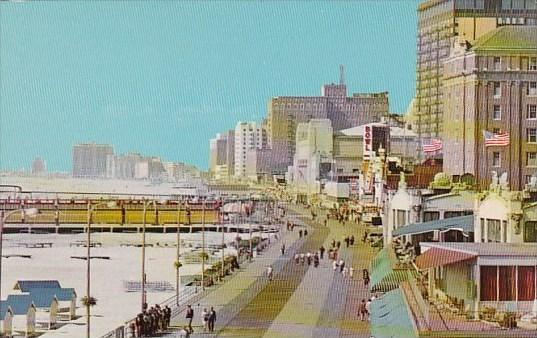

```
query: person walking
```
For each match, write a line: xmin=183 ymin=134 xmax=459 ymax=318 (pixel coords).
xmin=358 ymin=299 xmax=367 ymax=321
xmin=350 ymin=267 xmax=354 ymax=279
xmin=208 ymin=307 xmax=217 ymax=332
xmin=185 ymin=305 xmax=194 ymax=333
xmin=313 ymin=253 xmax=319 ymax=268
xmin=319 ymin=246 xmax=325 ymax=259
xmin=345 ymin=236 xmax=350 ymax=248
xmin=294 ymin=253 xmax=299 ymax=264
xmin=339 ymin=259 xmax=345 ymax=273
xmin=306 ymin=252 xmax=312 ymax=266
xmin=300 ymin=253 xmax=305 ymax=265
xmin=350 ymin=235 xmax=355 ymax=246
xmin=202 ymin=308 xmax=209 ymax=333
xmin=281 ymin=244 xmax=285 ymax=256
xmin=342 ymin=266 xmax=348 ymax=277
xmin=266 ymin=265 xmax=273 ymax=281
xmin=365 ymin=299 xmax=371 ymax=321
xmin=336 ymin=241 xmax=341 ymax=249
xmin=299 ymin=229 xmax=303 ymax=238
xmin=304 ymin=229 xmax=308 ymax=236
xmin=331 ymin=239 xmax=336 ymax=248
xmin=332 ymin=260 xmax=338 ymax=271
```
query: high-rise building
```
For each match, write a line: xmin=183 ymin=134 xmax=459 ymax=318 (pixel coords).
xmin=209 ymin=133 xmax=230 ymax=174
xmin=208 ymin=130 xmax=235 ymax=180
xmin=442 ymin=26 xmax=537 ymax=190
xmin=267 ymin=79 xmax=389 ymax=174
xmin=31 ymin=157 xmax=46 ymax=176
xmin=72 ymin=143 xmax=114 ymax=178
xmin=234 ymin=121 xmax=268 ymax=178
xmin=415 ymin=0 xmax=537 ymax=140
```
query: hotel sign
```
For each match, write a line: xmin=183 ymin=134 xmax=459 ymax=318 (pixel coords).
xmin=363 ymin=124 xmax=372 ymax=160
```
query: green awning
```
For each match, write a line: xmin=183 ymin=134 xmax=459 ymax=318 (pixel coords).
xmin=370 ymin=288 xmax=418 ymax=338
xmin=370 ymin=248 xmax=414 ymax=292
xmin=392 ymin=215 xmax=473 ymax=237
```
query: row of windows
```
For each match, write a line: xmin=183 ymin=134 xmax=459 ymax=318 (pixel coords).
xmin=493 ymin=81 xmax=537 ymax=98
xmin=492 ymin=104 xmax=537 ymax=119
xmin=492 ymin=149 xmax=537 ymax=167
xmin=491 ymin=56 xmax=537 ymax=71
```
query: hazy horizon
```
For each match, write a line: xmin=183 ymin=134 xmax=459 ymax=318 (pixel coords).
xmin=1 ymin=1 xmax=418 ymax=172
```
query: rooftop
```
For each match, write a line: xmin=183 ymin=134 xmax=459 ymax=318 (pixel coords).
xmin=420 ymin=242 xmax=537 ymax=257
xmin=471 ymin=26 xmax=537 ymax=53
xmin=338 ymin=123 xmax=417 ymax=138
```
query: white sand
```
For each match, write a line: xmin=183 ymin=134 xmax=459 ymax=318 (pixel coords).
xmin=1 ymin=231 xmax=250 ymax=338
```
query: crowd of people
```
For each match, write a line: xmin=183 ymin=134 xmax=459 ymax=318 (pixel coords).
xmin=128 ymin=304 xmax=171 ymax=337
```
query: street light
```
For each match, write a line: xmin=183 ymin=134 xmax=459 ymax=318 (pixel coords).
xmin=140 ymin=198 xmax=167 ymax=312
xmin=201 ymin=199 xmax=206 ymax=291
xmin=175 ymin=200 xmax=182 ymax=307
xmin=0 ymin=207 xmax=39 ymax=333
xmin=86 ymin=200 xmax=116 ymax=338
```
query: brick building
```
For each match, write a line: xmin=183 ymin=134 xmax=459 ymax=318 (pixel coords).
xmin=443 ymin=26 xmax=537 ymax=190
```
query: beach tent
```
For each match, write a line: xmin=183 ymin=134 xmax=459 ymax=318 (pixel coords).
xmin=0 ymin=295 xmax=37 ymax=337
xmin=27 ymin=288 xmax=77 ymax=320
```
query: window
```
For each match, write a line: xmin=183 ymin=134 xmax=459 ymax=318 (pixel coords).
xmin=528 ymin=105 xmax=537 ymax=119
xmin=493 ymin=82 xmax=501 ymax=98
xmin=494 ymin=57 xmax=501 ymax=71
xmin=529 ymin=82 xmax=537 ymax=96
xmin=444 ymin=211 xmax=464 ymax=219
xmin=527 ymin=152 xmax=537 ymax=167
xmin=487 ymin=219 xmax=502 ymax=242
xmin=396 ymin=209 xmax=407 ymax=228
xmin=423 ymin=211 xmax=440 ymax=222
xmin=528 ymin=128 xmax=537 ymax=143
xmin=480 ymin=218 xmax=486 ymax=242
xmin=480 ymin=266 xmax=498 ymax=301
xmin=492 ymin=152 xmax=501 ymax=167
xmin=493 ymin=105 xmax=501 ymax=120
xmin=525 ymin=221 xmax=537 ymax=242
xmin=530 ymin=57 xmax=537 ymax=71
xmin=518 ymin=266 xmax=536 ymax=301
xmin=499 ymin=266 xmax=516 ymax=301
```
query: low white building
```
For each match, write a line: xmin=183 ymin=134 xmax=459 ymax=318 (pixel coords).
xmin=287 ymin=119 xmax=333 ymax=200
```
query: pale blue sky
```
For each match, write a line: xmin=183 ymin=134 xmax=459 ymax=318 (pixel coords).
xmin=0 ymin=1 xmax=419 ymax=172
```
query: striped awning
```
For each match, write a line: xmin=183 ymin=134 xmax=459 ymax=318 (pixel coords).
xmin=370 ymin=247 xmax=414 ymax=293
xmin=416 ymin=247 xmax=476 ymax=270
xmin=370 ymin=288 xmax=418 ymax=338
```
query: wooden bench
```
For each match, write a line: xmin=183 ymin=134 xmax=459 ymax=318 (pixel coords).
xmin=69 ymin=241 xmax=102 ymax=248
xmin=70 ymin=256 xmax=110 ymax=260
xmin=18 ymin=242 xmax=53 ymax=248
xmin=2 ymin=254 xmax=32 ymax=259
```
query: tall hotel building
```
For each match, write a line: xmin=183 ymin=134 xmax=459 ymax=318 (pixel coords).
xmin=267 ymin=80 xmax=389 ymax=174
xmin=415 ymin=0 xmax=537 ymax=139
xmin=72 ymin=143 xmax=114 ymax=178
xmin=234 ymin=122 xmax=268 ymax=178
xmin=443 ymin=26 xmax=537 ymax=191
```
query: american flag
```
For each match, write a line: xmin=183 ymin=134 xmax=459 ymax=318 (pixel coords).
xmin=422 ymin=138 xmax=443 ymax=153
xmin=483 ymin=130 xmax=509 ymax=146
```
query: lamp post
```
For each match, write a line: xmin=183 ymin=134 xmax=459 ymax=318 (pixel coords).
xmin=220 ymin=206 xmax=225 ymax=280
xmin=140 ymin=198 xmax=167 ymax=312
xmin=175 ymin=200 xmax=182 ymax=307
xmin=86 ymin=201 xmax=116 ymax=338
xmin=0 ymin=207 xmax=39 ymax=334
xmin=201 ymin=199 xmax=206 ymax=291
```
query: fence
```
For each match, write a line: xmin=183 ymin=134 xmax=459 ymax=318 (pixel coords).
xmin=406 ymin=270 xmax=430 ymax=330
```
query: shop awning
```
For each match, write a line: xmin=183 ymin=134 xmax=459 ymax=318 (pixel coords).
xmin=370 ymin=247 xmax=414 ymax=293
xmin=392 ymin=215 xmax=473 ymax=237
xmin=370 ymin=288 xmax=418 ymax=338
xmin=416 ymin=247 xmax=476 ymax=270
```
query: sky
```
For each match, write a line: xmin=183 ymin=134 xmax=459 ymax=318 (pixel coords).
xmin=0 ymin=1 xmax=419 ymax=172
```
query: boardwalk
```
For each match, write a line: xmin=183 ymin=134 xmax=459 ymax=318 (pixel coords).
xmin=160 ymin=204 xmax=376 ymax=338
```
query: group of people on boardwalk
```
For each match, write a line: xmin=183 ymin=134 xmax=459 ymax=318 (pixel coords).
xmin=285 ymin=221 xmax=308 ymax=238
xmin=180 ymin=304 xmax=216 ymax=336
xmin=129 ymin=304 xmax=171 ymax=337
xmin=293 ymin=251 xmax=321 ymax=267
xmin=358 ymin=298 xmax=372 ymax=321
